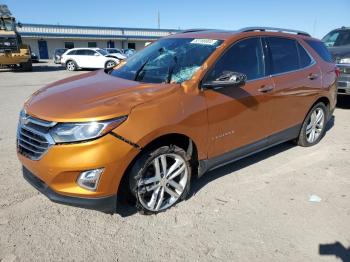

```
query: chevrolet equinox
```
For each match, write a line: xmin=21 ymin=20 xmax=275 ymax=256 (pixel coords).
xmin=17 ymin=27 xmax=337 ymax=214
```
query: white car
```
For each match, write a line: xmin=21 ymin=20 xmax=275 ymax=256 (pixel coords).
xmin=61 ymin=48 xmax=120 ymax=71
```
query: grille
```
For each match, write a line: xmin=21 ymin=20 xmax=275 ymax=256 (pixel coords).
xmin=17 ymin=114 xmax=56 ymax=160
xmin=0 ymin=37 xmax=18 ymax=52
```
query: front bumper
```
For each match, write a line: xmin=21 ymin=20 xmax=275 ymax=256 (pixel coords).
xmin=18 ymin=132 xmax=140 ymax=211
xmin=23 ymin=166 xmax=116 ymax=213
xmin=337 ymin=64 xmax=350 ymax=95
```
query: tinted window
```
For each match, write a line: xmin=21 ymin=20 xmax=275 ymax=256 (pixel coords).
xmin=305 ymin=40 xmax=333 ymax=63
xmin=66 ymin=50 xmax=76 ymax=55
xmin=85 ymin=50 xmax=96 ymax=56
xmin=266 ymin=37 xmax=299 ymax=74
xmin=297 ymin=43 xmax=312 ymax=68
xmin=206 ymin=37 xmax=265 ymax=81
xmin=75 ymin=50 xmax=86 ymax=55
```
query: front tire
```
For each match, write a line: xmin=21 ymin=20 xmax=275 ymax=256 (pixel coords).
xmin=105 ymin=60 xmax=116 ymax=69
xmin=129 ymin=145 xmax=191 ymax=214
xmin=296 ymin=102 xmax=328 ymax=147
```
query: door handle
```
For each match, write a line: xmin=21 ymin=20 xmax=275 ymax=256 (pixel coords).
xmin=308 ymin=73 xmax=319 ymax=80
xmin=258 ymin=85 xmax=274 ymax=93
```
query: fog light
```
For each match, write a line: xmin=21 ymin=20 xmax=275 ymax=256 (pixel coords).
xmin=77 ymin=168 xmax=104 ymax=191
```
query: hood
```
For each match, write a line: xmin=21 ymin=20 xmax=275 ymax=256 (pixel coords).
xmin=328 ymin=46 xmax=350 ymax=60
xmin=106 ymin=53 xmax=126 ymax=60
xmin=25 ymin=70 xmax=179 ymax=122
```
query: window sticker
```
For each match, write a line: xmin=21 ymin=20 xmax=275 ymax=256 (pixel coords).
xmin=190 ymin=39 xmax=219 ymax=45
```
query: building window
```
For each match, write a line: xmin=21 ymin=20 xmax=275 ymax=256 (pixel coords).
xmin=88 ymin=42 xmax=97 ymax=48
xmin=128 ymin=43 xmax=136 ymax=49
xmin=65 ymin=42 xmax=74 ymax=49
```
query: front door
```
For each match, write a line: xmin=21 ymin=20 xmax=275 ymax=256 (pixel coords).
xmin=37 ymin=40 xmax=48 ymax=59
xmin=204 ymin=37 xmax=274 ymax=158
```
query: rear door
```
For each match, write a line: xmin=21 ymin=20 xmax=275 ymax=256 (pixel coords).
xmin=73 ymin=49 xmax=87 ymax=67
xmin=204 ymin=37 xmax=275 ymax=158
xmin=265 ymin=37 xmax=322 ymax=138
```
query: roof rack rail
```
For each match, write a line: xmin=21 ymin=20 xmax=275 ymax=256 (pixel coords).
xmin=239 ymin=27 xmax=311 ymax=37
xmin=178 ymin=29 xmax=210 ymax=34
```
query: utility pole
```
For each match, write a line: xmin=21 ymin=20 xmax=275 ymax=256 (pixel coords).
xmin=157 ymin=10 xmax=160 ymax=29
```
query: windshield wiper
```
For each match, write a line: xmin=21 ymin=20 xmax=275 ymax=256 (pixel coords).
xmin=134 ymin=57 xmax=150 ymax=81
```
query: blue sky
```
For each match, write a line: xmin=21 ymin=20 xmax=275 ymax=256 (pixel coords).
xmin=2 ymin=0 xmax=350 ymax=39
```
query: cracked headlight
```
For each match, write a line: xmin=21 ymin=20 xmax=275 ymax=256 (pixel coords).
xmin=50 ymin=116 xmax=127 ymax=143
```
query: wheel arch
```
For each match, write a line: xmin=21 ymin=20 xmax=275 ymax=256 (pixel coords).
xmin=116 ymin=132 xmax=198 ymax=199
xmin=308 ymin=96 xmax=331 ymax=120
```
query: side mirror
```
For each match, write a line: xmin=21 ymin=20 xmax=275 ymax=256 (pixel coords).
xmin=94 ymin=53 xmax=100 ymax=56
xmin=202 ymin=72 xmax=247 ymax=89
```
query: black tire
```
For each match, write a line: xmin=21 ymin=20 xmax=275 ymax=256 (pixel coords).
xmin=66 ymin=60 xmax=77 ymax=71
xmin=19 ymin=60 xmax=32 ymax=72
xmin=105 ymin=60 xmax=116 ymax=69
xmin=296 ymin=102 xmax=328 ymax=147
xmin=128 ymin=145 xmax=192 ymax=215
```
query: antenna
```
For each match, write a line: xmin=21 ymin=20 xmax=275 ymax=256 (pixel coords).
xmin=157 ymin=10 xmax=160 ymax=29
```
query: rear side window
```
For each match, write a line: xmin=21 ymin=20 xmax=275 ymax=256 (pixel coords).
xmin=75 ymin=50 xmax=86 ymax=55
xmin=297 ymin=42 xmax=312 ymax=68
xmin=266 ymin=37 xmax=299 ymax=74
xmin=66 ymin=50 xmax=76 ymax=55
xmin=305 ymin=40 xmax=333 ymax=63
xmin=206 ymin=37 xmax=265 ymax=81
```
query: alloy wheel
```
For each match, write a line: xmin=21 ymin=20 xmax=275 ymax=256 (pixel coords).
xmin=136 ymin=153 xmax=188 ymax=212
xmin=106 ymin=61 xmax=116 ymax=68
xmin=306 ymin=107 xmax=325 ymax=143
xmin=67 ymin=61 xmax=75 ymax=71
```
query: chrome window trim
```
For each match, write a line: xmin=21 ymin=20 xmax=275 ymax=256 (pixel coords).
xmin=201 ymin=36 xmax=318 ymax=88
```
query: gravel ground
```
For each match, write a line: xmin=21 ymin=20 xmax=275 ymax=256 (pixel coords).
xmin=0 ymin=61 xmax=349 ymax=262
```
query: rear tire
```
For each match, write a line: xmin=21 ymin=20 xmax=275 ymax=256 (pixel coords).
xmin=19 ymin=60 xmax=32 ymax=72
xmin=296 ymin=102 xmax=328 ymax=147
xmin=66 ymin=60 xmax=77 ymax=71
xmin=128 ymin=145 xmax=192 ymax=214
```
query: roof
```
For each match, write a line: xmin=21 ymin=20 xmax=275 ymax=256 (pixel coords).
xmin=17 ymin=23 xmax=180 ymax=41
xmin=168 ymin=27 xmax=313 ymax=41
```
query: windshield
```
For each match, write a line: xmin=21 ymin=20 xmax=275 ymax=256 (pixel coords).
xmin=106 ymin=48 xmax=121 ymax=54
xmin=323 ymin=30 xmax=350 ymax=47
xmin=97 ymin=49 xmax=108 ymax=56
xmin=0 ymin=18 xmax=14 ymax=31
xmin=110 ymin=38 xmax=223 ymax=84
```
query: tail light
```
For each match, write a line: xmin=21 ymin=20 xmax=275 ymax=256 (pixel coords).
xmin=335 ymin=67 xmax=341 ymax=78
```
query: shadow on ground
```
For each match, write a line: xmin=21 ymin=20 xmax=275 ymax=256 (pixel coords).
xmin=319 ymin=242 xmax=350 ymax=262
xmin=337 ymin=96 xmax=350 ymax=109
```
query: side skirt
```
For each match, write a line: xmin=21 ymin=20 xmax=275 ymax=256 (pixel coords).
xmin=198 ymin=124 xmax=301 ymax=176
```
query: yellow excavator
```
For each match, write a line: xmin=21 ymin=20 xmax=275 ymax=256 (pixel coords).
xmin=0 ymin=4 xmax=32 ymax=71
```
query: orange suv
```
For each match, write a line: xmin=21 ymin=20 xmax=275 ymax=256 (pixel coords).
xmin=17 ymin=27 xmax=337 ymax=214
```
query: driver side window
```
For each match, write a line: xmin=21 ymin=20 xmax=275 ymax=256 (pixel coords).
xmin=206 ymin=37 xmax=265 ymax=82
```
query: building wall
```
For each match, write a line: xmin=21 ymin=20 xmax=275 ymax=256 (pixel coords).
xmin=23 ymin=38 xmax=148 ymax=59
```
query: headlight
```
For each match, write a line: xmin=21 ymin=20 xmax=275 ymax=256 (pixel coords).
xmin=339 ymin=57 xmax=350 ymax=64
xmin=50 ymin=116 xmax=127 ymax=143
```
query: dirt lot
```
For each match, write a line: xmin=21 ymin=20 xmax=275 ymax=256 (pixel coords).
xmin=0 ymin=61 xmax=349 ymax=262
